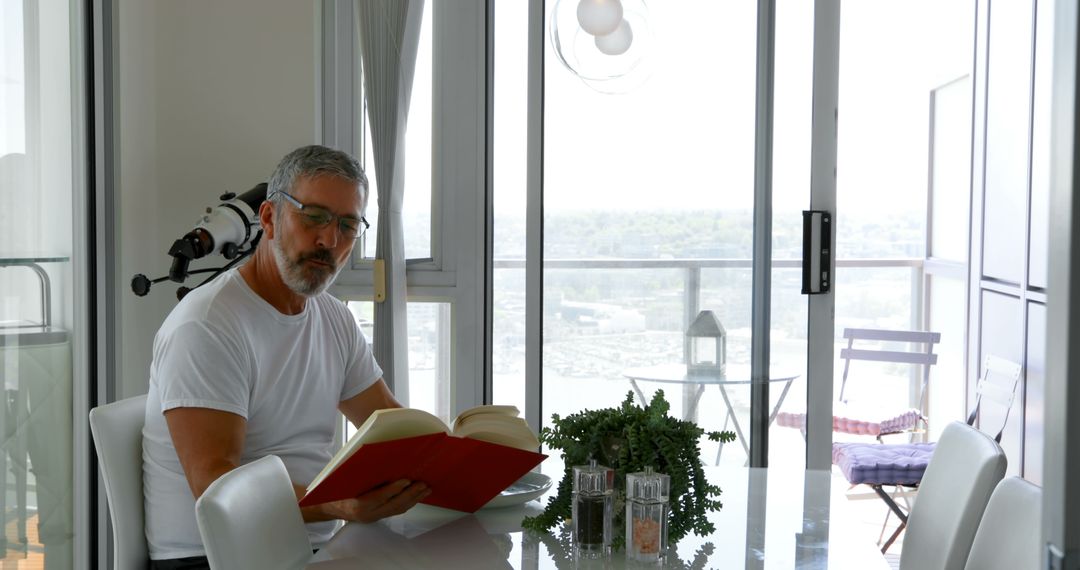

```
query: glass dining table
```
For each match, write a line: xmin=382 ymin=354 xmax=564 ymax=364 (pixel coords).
xmin=306 ymin=463 xmax=889 ymax=569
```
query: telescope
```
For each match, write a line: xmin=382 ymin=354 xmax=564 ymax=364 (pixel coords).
xmin=131 ymin=183 xmax=266 ymax=300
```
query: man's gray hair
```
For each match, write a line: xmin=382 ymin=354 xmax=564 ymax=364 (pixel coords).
xmin=267 ymin=145 xmax=369 ymax=213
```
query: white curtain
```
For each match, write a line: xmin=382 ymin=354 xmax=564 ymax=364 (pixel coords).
xmin=356 ymin=0 xmax=425 ymax=402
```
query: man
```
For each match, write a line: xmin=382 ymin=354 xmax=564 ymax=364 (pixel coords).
xmin=142 ymin=145 xmax=428 ymax=569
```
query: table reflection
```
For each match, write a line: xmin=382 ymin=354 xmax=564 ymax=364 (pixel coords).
xmin=310 ymin=514 xmax=514 ymax=569
xmin=524 ymin=528 xmax=716 ymax=569
xmin=308 ymin=465 xmax=887 ymax=569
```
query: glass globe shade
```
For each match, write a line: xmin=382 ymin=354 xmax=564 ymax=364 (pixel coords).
xmin=576 ymin=0 xmax=623 ymax=36
xmin=550 ymin=0 xmax=652 ymax=94
xmin=594 ymin=19 xmax=633 ymax=56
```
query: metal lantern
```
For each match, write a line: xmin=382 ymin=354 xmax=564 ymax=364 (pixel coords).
xmin=686 ymin=310 xmax=726 ymax=377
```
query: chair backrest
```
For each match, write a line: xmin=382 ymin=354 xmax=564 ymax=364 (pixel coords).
xmin=963 ymin=477 xmax=1042 ymax=570
xmin=899 ymin=421 xmax=1007 ymax=570
xmin=966 ymin=354 xmax=1023 ymax=443
xmin=88 ymin=394 xmax=149 ymax=570
xmin=838 ymin=328 xmax=941 ymax=409
xmin=195 ymin=455 xmax=312 ymax=570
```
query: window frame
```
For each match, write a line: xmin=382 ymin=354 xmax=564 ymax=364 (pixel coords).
xmin=320 ymin=0 xmax=488 ymax=414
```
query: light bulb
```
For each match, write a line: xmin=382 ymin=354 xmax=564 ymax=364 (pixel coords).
xmin=594 ymin=19 xmax=633 ymax=56
xmin=576 ymin=0 xmax=623 ymax=36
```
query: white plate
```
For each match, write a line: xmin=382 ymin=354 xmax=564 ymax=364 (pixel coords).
xmin=481 ymin=472 xmax=553 ymax=509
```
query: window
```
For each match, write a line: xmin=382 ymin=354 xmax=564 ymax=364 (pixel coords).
xmin=345 ymin=300 xmax=453 ymax=432
xmin=357 ymin=0 xmax=434 ymax=263
xmin=334 ymin=2 xmax=488 ymax=423
xmin=491 ymin=0 xmax=529 ymax=414
xmin=1 ymin=1 xmax=25 ymax=157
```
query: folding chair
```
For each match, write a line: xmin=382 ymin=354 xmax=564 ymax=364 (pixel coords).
xmin=832 ymin=354 xmax=1022 ymax=553
xmin=778 ymin=328 xmax=941 ymax=439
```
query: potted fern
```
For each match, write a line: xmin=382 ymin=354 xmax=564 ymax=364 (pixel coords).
xmin=522 ymin=390 xmax=736 ymax=549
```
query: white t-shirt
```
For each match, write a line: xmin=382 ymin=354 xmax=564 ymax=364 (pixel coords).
xmin=142 ymin=269 xmax=381 ymax=560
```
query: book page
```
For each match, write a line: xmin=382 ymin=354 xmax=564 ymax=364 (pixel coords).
xmin=453 ymin=416 xmax=539 ymax=451
xmin=452 ymin=404 xmax=520 ymax=432
xmin=355 ymin=408 xmax=448 ymax=444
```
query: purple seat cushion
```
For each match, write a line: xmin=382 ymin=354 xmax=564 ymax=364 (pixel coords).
xmin=832 ymin=442 xmax=937 ymax=486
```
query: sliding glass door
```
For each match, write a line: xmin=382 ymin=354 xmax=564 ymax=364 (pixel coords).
xmin=489 ymin=0 xmax=833 ymax=471
xmin=498 ymin=0 xmax=977 ymax=473
xmin=1 ymin=0 xmax=89 ymax=567
xmin=538 ymin=0 xmax=780 ymax=468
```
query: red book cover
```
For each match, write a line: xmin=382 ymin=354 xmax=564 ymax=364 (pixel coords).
xmin=299 ymin=433 xmax=547 ymax=513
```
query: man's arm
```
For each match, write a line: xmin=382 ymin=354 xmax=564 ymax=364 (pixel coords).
xmin=165 ymin=402 xmax=428 ymax=525
xmin=164 ymin=407 xmax=246 ymax=500
xmin=339 ymin=378 xmax=402 ymax=428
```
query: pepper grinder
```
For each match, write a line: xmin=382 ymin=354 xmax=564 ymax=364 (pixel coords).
xmin=626 ymin=465 xmax=670 ymax=562
xmin=572 ymin=458 xmax=614 ymax=557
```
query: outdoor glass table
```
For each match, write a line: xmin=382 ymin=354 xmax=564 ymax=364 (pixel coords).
xmin=307 ymin=464 xmax=888 ymax=569
xmin=623 ymin=364 xmax=800 ymax=464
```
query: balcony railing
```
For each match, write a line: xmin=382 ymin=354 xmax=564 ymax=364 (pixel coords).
xmin=494 ymin=257 xmax=930 ymax=411
xmin=495 ymin=257 xmax=926 ymax=332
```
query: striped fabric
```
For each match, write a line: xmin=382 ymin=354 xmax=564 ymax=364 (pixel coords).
xmin=776 ymin=404 xmax=923 ymax=436
xmin=832 ymin=442 xmax=936 ymax=485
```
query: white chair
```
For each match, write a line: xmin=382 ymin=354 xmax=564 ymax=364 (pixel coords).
xmin=88 ymin=394 xmax=149 ymax=570
xmin=195 ymin=455 xmax=312 ymax=570
xmin=964 ymin=477 xmax=1042 ymax=570
xmin=832 ymin=354 xmax=1023 ymax=553
xmin=899 ymin=421 xmax=1007 ymax=570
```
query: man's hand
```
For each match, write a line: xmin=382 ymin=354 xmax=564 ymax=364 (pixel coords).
xmin=302 ymin=479 xmax=431 ymax=523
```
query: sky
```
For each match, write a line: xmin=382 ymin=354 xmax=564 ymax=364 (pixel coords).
xmin=489 ymin=0 xmax=975 ymax=216
xmin=0 ymin=0 xmax=975 ymax=258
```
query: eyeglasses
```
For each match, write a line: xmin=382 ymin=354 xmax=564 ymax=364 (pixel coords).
xmin=270 ymin=191 xmax=369 ymax=240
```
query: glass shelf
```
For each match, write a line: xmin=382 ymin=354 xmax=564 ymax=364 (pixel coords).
xmin=0 ymin=256 xmax=70 ymax=265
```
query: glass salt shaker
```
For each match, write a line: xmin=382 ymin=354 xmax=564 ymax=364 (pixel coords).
xmin=572 ymin=459 xmax=614 ymax=557
xmin=626 ymin=466 xmax=670 ymax=563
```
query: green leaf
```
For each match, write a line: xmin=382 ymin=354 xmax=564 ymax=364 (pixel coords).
xmin=523 ymin=389 xmax=735 ymax=549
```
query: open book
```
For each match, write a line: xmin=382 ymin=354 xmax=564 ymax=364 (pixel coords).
xmin=299 ymin=405 xmax=546 ymax=513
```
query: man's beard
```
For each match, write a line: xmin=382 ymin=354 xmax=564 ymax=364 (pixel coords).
xmin=270 ymin=237 xmax=341 ymax=297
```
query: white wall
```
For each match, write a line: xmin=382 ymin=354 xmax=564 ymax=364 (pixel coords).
xmin=116 ymin=0 xmax=317 ymax=397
